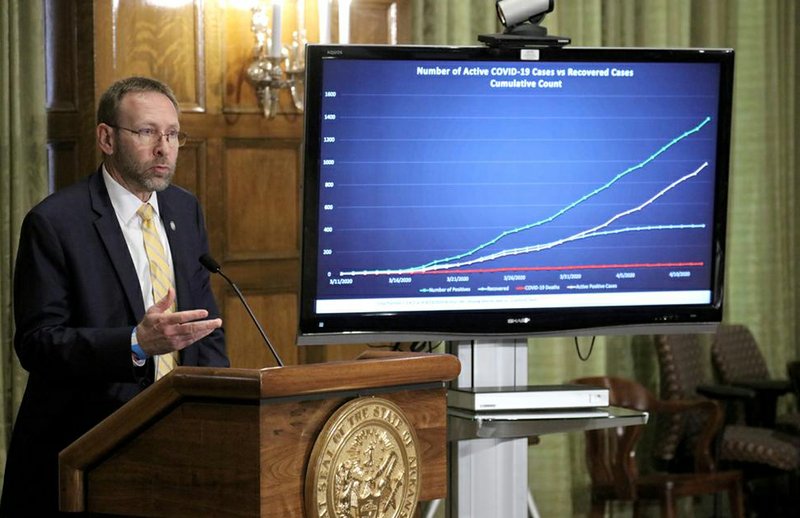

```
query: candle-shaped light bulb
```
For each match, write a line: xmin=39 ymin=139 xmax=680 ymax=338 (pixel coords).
xmin=338 ymin=0 xmax=350 ymax=44
xmin=271 ymin=0 xmax=283 ymax=57
xmin=318 ymin=0 xmax=330 ymax=44
xmin=297 ymin=0 xmax=305 ymax=33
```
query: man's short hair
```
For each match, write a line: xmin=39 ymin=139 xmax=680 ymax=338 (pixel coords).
xmin=97 ymin=76 xmax=180 ymax=126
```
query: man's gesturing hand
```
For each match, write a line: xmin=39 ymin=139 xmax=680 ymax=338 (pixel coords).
xmin=136 ymin=289 xmax=223 ymax=357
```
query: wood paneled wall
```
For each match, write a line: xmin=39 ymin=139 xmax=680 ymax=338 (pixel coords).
xmin=45 ymin=0 xmax=410 ymax=368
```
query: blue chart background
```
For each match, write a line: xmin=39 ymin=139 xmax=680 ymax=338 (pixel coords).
xmin=315 ymin=59 xmax=722 ymax=301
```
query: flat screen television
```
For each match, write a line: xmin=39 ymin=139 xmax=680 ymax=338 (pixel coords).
xmin=297 ymin=44 xmax=735 ymax=345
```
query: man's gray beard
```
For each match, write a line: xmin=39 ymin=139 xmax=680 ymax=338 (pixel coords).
xmin=116 ymin=159 xmax=175 ymax=193
xmin=139 ymin=170 xmax=174 ymax=192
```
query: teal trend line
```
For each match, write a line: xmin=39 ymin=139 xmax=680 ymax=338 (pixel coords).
xmin=411 ymin=116 xmax=712 ymax=271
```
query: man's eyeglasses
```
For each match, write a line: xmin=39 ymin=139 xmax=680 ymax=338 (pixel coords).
xmin=109 ymin=125 xmax=188 ymax=148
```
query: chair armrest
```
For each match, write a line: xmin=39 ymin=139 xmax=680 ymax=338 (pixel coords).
xmin=730 ymin=379 xmax=792 ymax=427
xmin=655 ymin=398 xmax=720 ymax=416
xmin=696 ymin=383 xmax=756 ymax=401
xmin=732 ymin=378 xmax=792 ymax=397
xmin=653 ymin=398 xmax=723 ymax=472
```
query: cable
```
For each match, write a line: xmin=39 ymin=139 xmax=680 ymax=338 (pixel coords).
xmin=574 ymin=336 xmax=596 ymax=361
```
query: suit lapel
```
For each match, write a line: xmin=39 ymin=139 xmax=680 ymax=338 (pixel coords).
xmin=89 ymin=169 xmax=146 ymax=321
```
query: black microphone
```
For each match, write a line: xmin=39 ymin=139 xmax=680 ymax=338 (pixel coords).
xmin=199 ymin=253 xmax=284 ymax=367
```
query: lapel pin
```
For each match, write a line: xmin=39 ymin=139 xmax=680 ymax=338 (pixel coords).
xmin=170 ymin=221 xmax=176 ymax=231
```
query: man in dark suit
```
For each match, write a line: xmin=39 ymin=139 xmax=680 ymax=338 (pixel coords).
xmin=0 ymin=77 xmax=229 ymax=515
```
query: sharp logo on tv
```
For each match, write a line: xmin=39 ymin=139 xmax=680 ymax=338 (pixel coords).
xmin=507 ymin=318 xmax=532 ymax=325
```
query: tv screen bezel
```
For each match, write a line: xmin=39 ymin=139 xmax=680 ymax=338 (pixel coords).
xmin=298 ymin=44 xmax=735 ymax=345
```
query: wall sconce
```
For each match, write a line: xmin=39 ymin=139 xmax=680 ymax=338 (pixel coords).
xmin=246 ymin=1 xmax=306 ymax=118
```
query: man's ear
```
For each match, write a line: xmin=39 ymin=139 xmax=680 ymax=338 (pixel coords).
xmin=97 ymin=124 xmax=115 ymax=155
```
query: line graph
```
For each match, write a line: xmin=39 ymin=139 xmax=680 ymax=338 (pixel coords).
xmin=339 ymin=118 xmax=711 ymax=277
xmin=312 ymin=58 xmax=723 ymax=305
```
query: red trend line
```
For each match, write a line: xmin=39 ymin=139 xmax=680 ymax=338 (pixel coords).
xmin=413 ymin=262 xmax=704 ymax=275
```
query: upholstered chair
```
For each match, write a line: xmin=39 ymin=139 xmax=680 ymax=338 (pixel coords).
xmin=711 ymin=324 xmax=800 ymax=433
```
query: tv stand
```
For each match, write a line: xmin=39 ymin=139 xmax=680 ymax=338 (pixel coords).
xmin=440 ymin=339 xmax=647 ymax=518
xmin=445 ymin=338 xmax=531 ymax=517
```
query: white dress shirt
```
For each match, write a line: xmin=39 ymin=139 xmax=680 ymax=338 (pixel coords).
xmin=102 ymin=165 xmax=175 ymax=309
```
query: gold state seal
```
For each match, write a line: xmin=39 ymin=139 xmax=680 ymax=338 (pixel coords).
xmin=305 ymin=397 xmax=421 ymax=518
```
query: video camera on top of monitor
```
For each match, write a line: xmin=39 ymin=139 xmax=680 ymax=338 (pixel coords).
xmin=480 ymin=0 xmax=570 ymax=48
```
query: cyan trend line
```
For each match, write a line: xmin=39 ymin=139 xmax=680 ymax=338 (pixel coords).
xmin=411 ymin=116 xmax=712 ymax=271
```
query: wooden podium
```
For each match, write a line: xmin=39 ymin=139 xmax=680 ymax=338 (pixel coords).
xmin=59 ymin=351 xmax=460 ymax=517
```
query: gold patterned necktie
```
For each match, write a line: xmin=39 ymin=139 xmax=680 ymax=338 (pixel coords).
xmin=137 ymin=203 xmax=178 ymax=379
